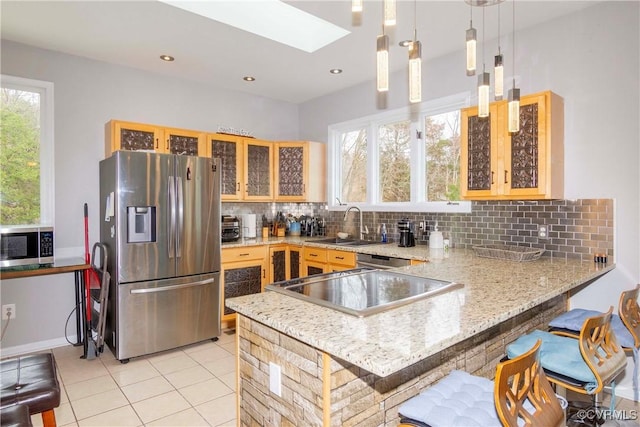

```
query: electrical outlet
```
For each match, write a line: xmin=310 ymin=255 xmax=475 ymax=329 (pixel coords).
xmin=2 ymin=304 xmax=16 ymax=320
xmin=537 ymin=224 xmax=549 ymax=239
xmin=269 ymin=362 xmax=282 ymax=397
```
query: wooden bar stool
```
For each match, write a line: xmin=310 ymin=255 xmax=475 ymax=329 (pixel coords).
xmin=398 ymin=340 xmax=564 ymax=427
xmin=0 ymin=353 xmax=60 ymax=427
xmin=507 ymin=308 xmax=627 ymax=426
xmin=548 ymin=284 xmax=640 ymax=400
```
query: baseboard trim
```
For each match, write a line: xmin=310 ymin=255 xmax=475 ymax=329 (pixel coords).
xmin=0 ymin=335 xmax=78 ymax=358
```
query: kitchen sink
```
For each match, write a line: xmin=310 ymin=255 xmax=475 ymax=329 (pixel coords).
xmin=267 ymin=268 xmax=463 ymax=317
xmin=306 ymin=238 xmax=380 ymax=246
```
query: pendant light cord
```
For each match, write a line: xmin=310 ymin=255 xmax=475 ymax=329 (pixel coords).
xmin=482 ymin=5 xmax=486 ymax=73
xmin=498 ymin=3 xmax=501 ymax=55
xmin=512 ymin=0 xmax=516 ymax=87
xmin=414 ymin=0 xmax=417 ymax=41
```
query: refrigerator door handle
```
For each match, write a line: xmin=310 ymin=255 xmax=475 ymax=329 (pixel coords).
xmin=168 ymin=175 xmax=176 ymax=259
xmin=130 ymin=278 xmax=215 ymax=294
xmin=176 ymin=176 xmax=184 ymax=258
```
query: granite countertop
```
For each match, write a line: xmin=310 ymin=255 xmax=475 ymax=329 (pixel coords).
xmin=226 ymin=248 xmax=614 ymax=377
xmin=222 ymin=235 xmax=432 ymax=261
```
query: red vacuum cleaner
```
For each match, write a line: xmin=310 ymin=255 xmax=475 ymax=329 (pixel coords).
xmin=83 ymin=203 xmax=97 ymax=359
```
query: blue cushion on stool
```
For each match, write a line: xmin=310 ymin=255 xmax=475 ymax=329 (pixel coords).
xmin=549 ymin=309 xmax=636 ymax=348
xmin=398 ymin=370 xmax=500 ymax=427
xmin=506 ymin=330 xmax=597 ymax=393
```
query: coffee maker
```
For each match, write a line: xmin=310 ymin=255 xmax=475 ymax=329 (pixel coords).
xmin=397 ymin=218 xmax=416 ymax=247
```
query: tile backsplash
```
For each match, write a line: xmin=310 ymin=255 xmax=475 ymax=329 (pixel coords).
xmin=223 ymin=199 xmax=614 ymax=261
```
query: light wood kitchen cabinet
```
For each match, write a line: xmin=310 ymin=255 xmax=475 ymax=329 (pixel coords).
xmin=288 ymin=245 xmax=303 ymax=281
xmin=105 ymin=120 xmax=206 ymax=157
xmin=209 ymin=133 xmax=244 ymax=200
xmin=327 ymin=249 xmax=356 ymax=272
xmin=208 ymin=134 xmax=273 ymax=201
xmin=303 ymin=246 xmax=329 ymax=276
xmin=244 ymin=139 xmax=274 ymax=201
xmin=269 ymin=244 xmax=303 ymax=283
xmin=460 ymin=91 xmax=564 ymax=200
xmin=275 ymin=141 xmax=326 ymax=202
xmin=221 ymin=246 xmax=268 ymax=324
xmin=303 ymin=247 xmax=356 ymax=275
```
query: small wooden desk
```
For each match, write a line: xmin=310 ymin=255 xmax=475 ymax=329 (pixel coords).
xmin=0 ymin=258 xmax=91 ymax=349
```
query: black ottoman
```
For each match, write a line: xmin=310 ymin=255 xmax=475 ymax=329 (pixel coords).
xmin=1 ymin=353 xmax=60 ymax=427
xmin=0 ymin=404 xmax=33 ymax=427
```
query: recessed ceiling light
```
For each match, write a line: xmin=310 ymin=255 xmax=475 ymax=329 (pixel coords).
xmin=158 ymin=0 xmax=350 ymax=53
xmin=160 ymin=55 xmax=174 ymax=62
xmin=329 ymin=69 xmax=343 ymax=74
xmin=243 ymin=76 xmax=256 ymax=82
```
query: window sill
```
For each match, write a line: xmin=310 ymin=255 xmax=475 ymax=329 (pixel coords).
xmin=328 ymin=201 xmax=472 ymax=213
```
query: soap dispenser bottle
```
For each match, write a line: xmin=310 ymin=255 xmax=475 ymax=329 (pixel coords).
xmin=429 ymin=222 xmax=444 ymax=249
xmin=381 ymin=223 xmax=387 ymax=243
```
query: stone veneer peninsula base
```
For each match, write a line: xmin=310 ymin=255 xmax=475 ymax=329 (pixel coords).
xmin=236 ymin=294 xmax=565 ymax=427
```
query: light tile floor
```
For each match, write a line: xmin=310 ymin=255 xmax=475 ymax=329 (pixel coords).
xmin=30 ymin=330 xmax=237 ymax=427
xmin=19 ymin=330 xmax=640 ymax=426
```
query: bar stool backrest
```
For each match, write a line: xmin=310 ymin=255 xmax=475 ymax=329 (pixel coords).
xmin=580 ymin=307 xmax=627 ymax=393
xmin=494 ymin=339 xmax=564 ymax=427
xmin=619 ymin=284 xmax=640 ymax=349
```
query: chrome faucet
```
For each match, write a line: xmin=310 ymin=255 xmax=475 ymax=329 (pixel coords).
xmin=343 ymin=206 xmax=367 ymax=240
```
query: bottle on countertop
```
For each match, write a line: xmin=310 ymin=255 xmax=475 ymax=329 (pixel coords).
xmin=429 ymin=221 xmax=444 ymax=249
xmin=381 ymin=223 xmax=387 ymax=243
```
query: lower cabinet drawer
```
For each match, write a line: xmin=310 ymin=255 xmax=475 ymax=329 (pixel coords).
xmin=327 ymin=250 xmax=356 ymax=267
xmin=222 ymin=245 xmax=267 ymax=262
xmin=304 ymin=247 xmax=327 ymax=263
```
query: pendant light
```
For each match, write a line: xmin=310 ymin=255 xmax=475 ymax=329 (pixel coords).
xmin=478 ymin=6 xmax=490 ymax=117
xmin=408 ymin=0 xmax=422 ymax=103
xmin=494 ymin=3 xmax=504 ymax=100
xmin=384 ymin=0 xmax=396 ymax=26
xmin=466 ymin=5 xmax=477 ymax=76
xmin=352 ymin=0 xmax=363 ymax=13
xmin=508 ymin=0 xmax=520 ymax=132
xmin=377 ymin=26 xmax=389 ymax=92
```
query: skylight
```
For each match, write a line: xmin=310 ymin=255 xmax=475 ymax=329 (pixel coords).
xmin=158 ymin=0 xmax=350 ymax=53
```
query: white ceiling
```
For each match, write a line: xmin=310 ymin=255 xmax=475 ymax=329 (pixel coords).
xmin=1 ymin=1 xmax=598 ymax=104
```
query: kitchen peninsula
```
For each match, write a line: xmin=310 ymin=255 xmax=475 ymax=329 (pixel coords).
xmin=226 ymin=249 xmax=614 ymax=426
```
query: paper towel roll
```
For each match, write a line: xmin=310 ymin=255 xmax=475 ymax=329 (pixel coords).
xmin=242 ymin=214 xmax=257 ymax=238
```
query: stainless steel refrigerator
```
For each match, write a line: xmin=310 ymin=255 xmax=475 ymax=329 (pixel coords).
xmin=99 ymin=151 xmax=221 ymax=361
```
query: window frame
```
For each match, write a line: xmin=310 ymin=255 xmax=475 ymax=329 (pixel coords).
xmin=328 ymin=92 xmax=472 ymax=213
xmin=1 ymin=74 xmax=55 ymax=225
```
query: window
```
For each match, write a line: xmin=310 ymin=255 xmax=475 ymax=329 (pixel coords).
xmin=329 ymin=93 xmax=471 ymax=212
xmin=339 ymin=128 xmax=367 ymax=203
xmin=0 ymin=75 xmax=54 ymax=225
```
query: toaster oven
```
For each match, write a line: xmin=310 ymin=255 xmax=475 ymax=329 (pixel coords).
xmin=221 ymin=215 xmax=240 ymax=242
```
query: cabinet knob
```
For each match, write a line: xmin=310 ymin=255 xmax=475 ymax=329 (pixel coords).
xmin=166 ymin=138 xmax=169 ymax=150
xmin=155 ymin=138 xmax=159 ymax=149
xmin=491 ymin=171 xmax=495 ymax=185
xmin=504 ymin=170 xmax=509 ymax=184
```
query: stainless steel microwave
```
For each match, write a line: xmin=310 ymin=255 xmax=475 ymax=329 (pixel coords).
xmin=0 ymin=226 xmax=54 ymax=267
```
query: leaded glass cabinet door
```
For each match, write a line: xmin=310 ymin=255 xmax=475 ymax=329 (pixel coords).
xmin=275 ymin=142 xmax=306 ymax=201
xmin=289 ymin=246 xmax=301 ymax=280
xmin=106 ymin=120 xmax=164 ymax=157
xmin=210 ymin=134 xmax=243 ymax=200
xmin=502 ymin=91 xmax=564 ymax=199
xmin=165 ymin=128 xmax=205 ymax=156
xmin=269 ymin=246 xmax=289 ymax=283
xmin=244 ymin=139 xmax=273 ymax=201
xmin=220 ymin=257 xmax=267 ymax=323
xmin=460 ymin=104 xmax=500 ymax=199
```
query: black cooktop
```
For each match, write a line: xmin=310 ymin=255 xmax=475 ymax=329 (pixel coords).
xmin=266 ymin=268 xmax=462 ymax=317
